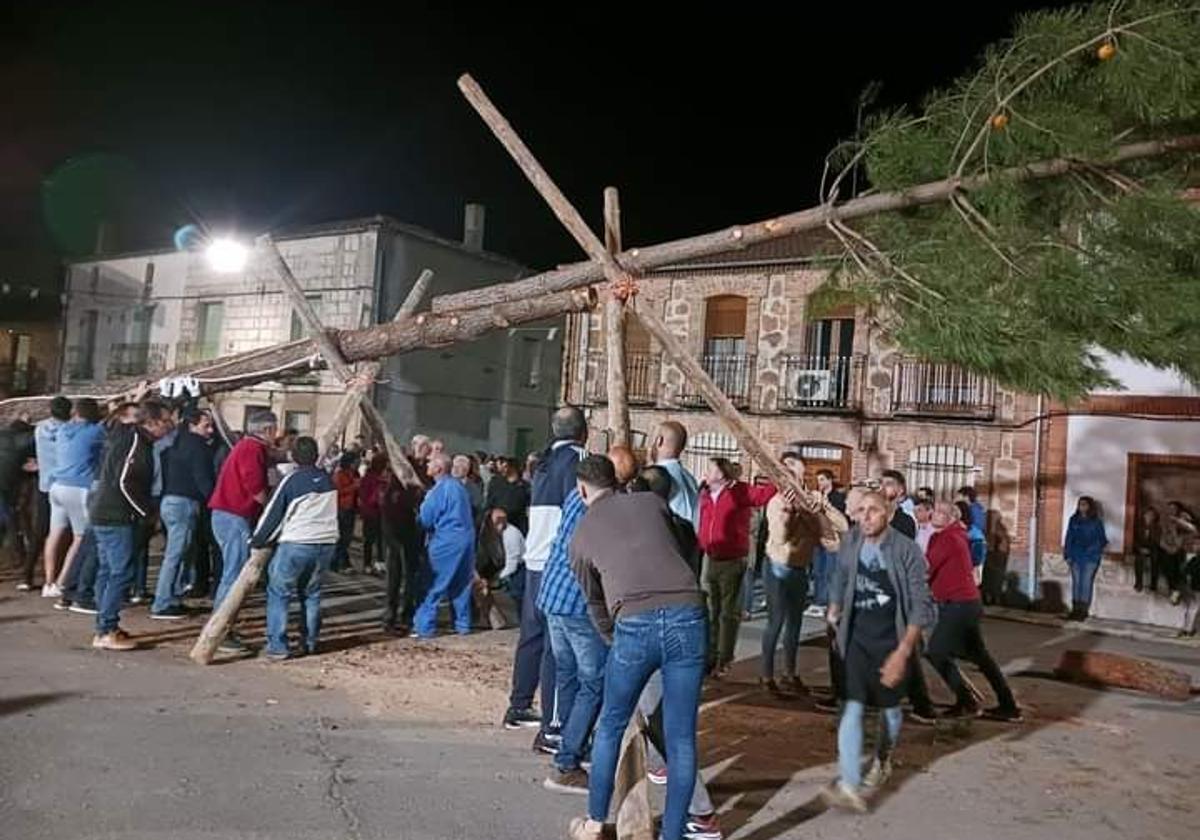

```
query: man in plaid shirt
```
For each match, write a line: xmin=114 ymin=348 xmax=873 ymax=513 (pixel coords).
xmin=538 ymin=483 xmax=607 ymax=795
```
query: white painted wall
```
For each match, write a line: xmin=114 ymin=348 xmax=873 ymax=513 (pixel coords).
xmin=1063 ymin=414 xmax=1199 ymax=550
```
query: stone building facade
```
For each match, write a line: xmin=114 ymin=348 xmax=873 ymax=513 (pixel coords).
xmin=562 ymin=241 xmax=1042 ymax=598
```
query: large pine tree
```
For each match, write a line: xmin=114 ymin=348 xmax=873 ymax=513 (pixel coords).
xmin=813 ymin=0 xmax=1200 ymax=398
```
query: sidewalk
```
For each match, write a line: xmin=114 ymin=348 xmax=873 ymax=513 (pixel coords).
xmin=986 ymin=604 xmax=1200 ymax=648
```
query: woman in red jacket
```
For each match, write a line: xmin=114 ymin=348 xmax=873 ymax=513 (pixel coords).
xmin=333 ymin=453 xmax=361 ymax=573
xmin=358 ymin=453 xmax=388 ymax=575
xmin=698 ymin=457 xmax=776 ymax=676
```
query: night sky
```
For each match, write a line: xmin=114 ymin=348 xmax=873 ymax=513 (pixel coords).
xmin=1 ymin=1 xmax=1067 ymax=285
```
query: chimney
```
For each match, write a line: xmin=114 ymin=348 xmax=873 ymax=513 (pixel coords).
xmin=463 ymin=203 xmax=486 ymax=251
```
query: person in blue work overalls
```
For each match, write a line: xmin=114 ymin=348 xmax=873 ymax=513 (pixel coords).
xmin=413 ymin=452 xmax=476 ymax=638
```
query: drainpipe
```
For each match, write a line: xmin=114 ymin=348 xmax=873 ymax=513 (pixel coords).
xmin=1027 ymin=393 xmax=1045 ymax=604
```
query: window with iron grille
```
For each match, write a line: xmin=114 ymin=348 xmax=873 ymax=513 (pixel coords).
xmin=682 ymin=431 xmax=741 ymax=480
xmin=905 ymin=445 xmax=979 ymax=500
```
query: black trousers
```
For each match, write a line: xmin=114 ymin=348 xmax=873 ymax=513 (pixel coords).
xmin=925 ymin=600 xmax=1017 ymax=711
xmin=1135 ymin=547 xmax=1162 ymax=591
xmin=187 ymin=507 xmax=221 ymax=598
xmin=382 ymin=526 xmax=423 ymax=629
xmin=362 ymin=517 xmax=382 ymax=570
xmin=18 ymin=489 xmax=46 ymax=587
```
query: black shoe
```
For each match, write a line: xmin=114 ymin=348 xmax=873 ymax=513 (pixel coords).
xmin=813 ymin=696 xmax=840 ymax=715
xmin=502 ymin=707 xmax=542 ymax=730
xmin=53 ymin=598 xmax=72 ymax=611
xmin=981 ymin=705 xmax=1024 ymax=723
xmin=532 ymin=729 xmax=561 ymax=755
xmin=941 ymin=702 xmax=981 ymax=719
xmin=218 ymin=633 xmax=248 ymax=653
xmin=68 ymin=601 xmax=98 ymax=615
xmin=782 ymin=676 xmax=810 ymax=697
xmin=150 ymin=605 xmax=188 ymax=620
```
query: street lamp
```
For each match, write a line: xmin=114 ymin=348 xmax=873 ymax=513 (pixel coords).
xmin=205 ymin=237 xmax=249 ymax=273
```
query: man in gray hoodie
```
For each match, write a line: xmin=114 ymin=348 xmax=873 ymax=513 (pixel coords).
xmin=822 ymin=491 xmax=934 ymax=813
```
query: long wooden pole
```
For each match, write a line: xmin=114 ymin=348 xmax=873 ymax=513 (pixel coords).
xmin=430 ymin=132 xmax=1200 ymax=314
xmin=0 ymin=286 xmax=595 ymax=425
xmin=603 ymin=187 xmax=631 ymax=448
xmin=316 ymin=269 xmax=435 ymax=465
xmin=457 ymin=73 xmax=801 ymax=495
xmin=189 ymin=548 xmax=271 ymax=664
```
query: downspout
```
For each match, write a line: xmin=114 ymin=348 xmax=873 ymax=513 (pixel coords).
xmin=1027 ymin=393 xmax=1045 ymax=604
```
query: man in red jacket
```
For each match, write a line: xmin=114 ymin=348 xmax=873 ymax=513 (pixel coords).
xmin=924 ymin=502 xmax=1022 ymax=722
xmin=698 ymin=457 xmax=775 ymax=676
xmin=208 ymin=411 xmax=277 ymax=650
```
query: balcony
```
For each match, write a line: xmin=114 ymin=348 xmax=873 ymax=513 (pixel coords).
xmin=175 ymin=341 xmax=223 ymax=366
xmin=678 ymin=353 xmax=756 ymax=409
xmin=63 ymin=347 xmax=95 ymax=383
xmin=779 ymin=354 xmax=863 ymax=413
xmin=107 ymin=343 xmax=169 ymax=378
xmin=891 ymin=359 xmax=996 ymax=419
xmin=584 ymin=351 xmax=662 ymax=406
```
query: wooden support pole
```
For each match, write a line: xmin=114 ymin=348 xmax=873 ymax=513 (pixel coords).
xmin=189 ymin=548 xmax=271 ymax=664
xmin=317 ymin=269 xmax=435 ymax=470
xmin=457 ymin=73 xmax=801 ymax=495
xmin=263 ymin=236 xmax=421 ymax=489
xmin=604 ymin=187 xmax=631 ymax=448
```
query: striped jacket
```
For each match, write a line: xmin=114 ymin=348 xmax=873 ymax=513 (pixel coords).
xmin=524 ymin=439 xmax=586 ymax=572
xmin=251 ymin=465 xmax=339 ymax=547
xmin=88 ymin=423 xmax=154 ymax=526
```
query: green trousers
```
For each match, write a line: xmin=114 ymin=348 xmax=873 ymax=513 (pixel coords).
xmin=704 ymin=556 xmax=746 ymax=669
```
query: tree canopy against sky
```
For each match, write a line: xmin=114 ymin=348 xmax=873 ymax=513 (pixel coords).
xmin=812 ymin=0 xmax=1200 ymax=399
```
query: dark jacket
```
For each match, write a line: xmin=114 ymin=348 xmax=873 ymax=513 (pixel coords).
xmin=0 ymin=421 xmax=35 ymax=503
xmin=525 ymin=439 xmax=586 ymax=571
xmin=88 ymin=424 xmax=154 ymax=526
xmin=486 ymin=476 xmax=531 ymax=534
xmin=890 ymin=508 xmax=917 ymax=539
xmin=251 ymin=465 xmax=338 ymax=547
xmin=829 ymin=525 xmax=935 ymax=658
xmin=161 ymin=428 xmax=218 ymax=503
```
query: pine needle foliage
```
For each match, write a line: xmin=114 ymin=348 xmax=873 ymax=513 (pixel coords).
xmin=815 ymin=0 xmax=1200 ymax=398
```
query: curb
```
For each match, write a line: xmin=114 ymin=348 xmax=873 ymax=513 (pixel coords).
xmin=985 ymin=606 xmax=1200 ymax=649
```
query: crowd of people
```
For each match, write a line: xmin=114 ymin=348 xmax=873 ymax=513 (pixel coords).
xmin=6 ymin=392 xmax=1196 ymax=837
xmin=0 ymin=390 xmax=538 ymax=655
xmin=479 ymin=409 xmax=1026 ymax=840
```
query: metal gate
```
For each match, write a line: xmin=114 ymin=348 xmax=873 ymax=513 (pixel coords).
xmin=905 ymin=445 xmax=979 ymax=500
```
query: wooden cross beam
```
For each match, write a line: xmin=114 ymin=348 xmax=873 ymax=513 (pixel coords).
xmin=316 ymin=268 xmax=434 ymax=478
xmin=457 ymin=74 xmax=802 ymax=496
xmin=603 ymin=187 xmax=631 ymax=449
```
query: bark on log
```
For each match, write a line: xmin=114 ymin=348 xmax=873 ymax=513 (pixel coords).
xmin=431 ymin=133 xmax=1200 ymax=314
xmin=189 ymin=547 xmax=272 ymax=665
xmin=1054 ymin=649 xmax=1192 ymax=701
xmin=0 ymin=287 xmax=595 ymax=425
xmin=614 ymin=712 xmax=654 ymax=840
xmin=316 ymin=270 xmax=435 ymax=462
xmin=457 ymin=72 xmax=801 ymax=495
xmin=267 ymin=240 xmax=421 ymax=489
xmin=604 ymin=187 xmax=630 ymax=448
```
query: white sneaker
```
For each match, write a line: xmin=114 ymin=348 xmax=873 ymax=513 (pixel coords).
xmin=42 ymin=582 xmax=62 ymax=598
xmin=862 ymin=756 xmax=893 ymax=788
xmin=16 ymin=582 xmax=32 ymax=592
xmin=804 ymin=605 xmax=825 ymax=618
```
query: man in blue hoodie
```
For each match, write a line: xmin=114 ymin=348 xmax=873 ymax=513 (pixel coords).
xmin=46 ymin=398 xmax=105 ymax=598
xmin=503 ymin=407 xmax=586 ymax=753
xmin=252 ymin=436 xmax=338 ymax=660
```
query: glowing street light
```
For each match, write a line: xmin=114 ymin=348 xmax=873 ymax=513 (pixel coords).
xmin=206 ymin=238 xmax=249 ymax=273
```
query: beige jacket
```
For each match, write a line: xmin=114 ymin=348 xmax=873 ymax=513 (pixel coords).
xmin=764 ymin=492 xmax=850 ymax=568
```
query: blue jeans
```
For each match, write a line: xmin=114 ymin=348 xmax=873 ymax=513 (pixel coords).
xmin=153 ymin=496 xmax=198 ymax=613
xmin=1071 ymin=559 xmax=1101 ymax=607
xmin=838 ymin=700 xmax=903 ymax=790
xmin=588 ymin=605 xmax=708 ymax=840
xmin=546 ymin=613 xmax=609 ymax=771
xmin=413 ymin=537 xmax=475 ymax=636
xmin=266 ymin=542 xmax=334 ymax=655
xmin=93 ymin=525 xmax=135 ymax=634
xmin=211 ymin=510 xmax=252 ymax=610
xmin=63 ymin=529 xmax=99 ymax=604
xmin=811 ymin=546 xmax=835 ymax=607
